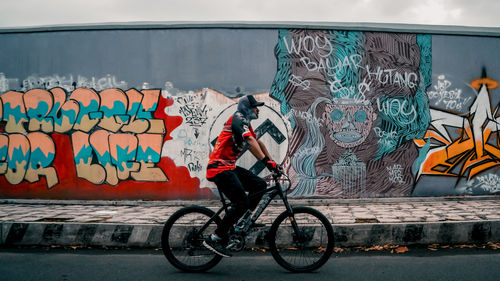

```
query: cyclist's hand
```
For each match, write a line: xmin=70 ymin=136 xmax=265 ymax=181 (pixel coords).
xmin=273 ymin=164 xmax=283 ymax=175
xmin=261 ymin=156 xmax=278 ymax=172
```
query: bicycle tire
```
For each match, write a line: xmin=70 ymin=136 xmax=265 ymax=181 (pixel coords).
xmin=268 ymin=206 xmax=335 ymax=272
xmin=161 ymin=205 xmax=223 ymax=272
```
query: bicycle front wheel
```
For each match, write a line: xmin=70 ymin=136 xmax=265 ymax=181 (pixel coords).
xmin=161 ymin=206 xmax=223 ymax=272
xmin=269 ymin=206 xmax=334 ymax=272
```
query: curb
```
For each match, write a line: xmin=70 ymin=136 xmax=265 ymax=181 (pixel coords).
xmin=1 ymin=195 xmax=498 ymax=207
xmin=2 ymin=220 xmax=499 ymax=248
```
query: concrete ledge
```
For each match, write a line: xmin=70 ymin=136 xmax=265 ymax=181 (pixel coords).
xmin=2 ymin=221 xmax=498 ymax=248
xmin=1 ymin=21 xmax=500 ymax=37
xmin=0 ymin=222 xmax=162 ymax=247
xmin=333 ymin=221 xmax=500 ymax=246
xmin=1 ymin=195 xmax=498 ymax=207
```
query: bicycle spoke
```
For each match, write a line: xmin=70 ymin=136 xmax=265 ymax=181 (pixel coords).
xmin=162 ymin=206 xmax=223 ymax=272
xmin=269 ymin=207 xmax=334 ymax=272
xmin=168 ymin=213 xmax=217 ymax=266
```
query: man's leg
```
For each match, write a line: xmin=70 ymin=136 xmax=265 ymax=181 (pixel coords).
xmin=203 ymin=170 xmax=249 ymax=257
xmin=234 ymin=166 xmax=267 ymax=210
xmin=212 ymin=170 xmax=250 ymax=238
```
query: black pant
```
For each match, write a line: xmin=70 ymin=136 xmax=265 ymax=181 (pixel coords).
xmin=212 ymin=166 xmax=267 ymax=238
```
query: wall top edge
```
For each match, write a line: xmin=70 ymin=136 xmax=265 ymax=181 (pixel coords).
xmin=1 ymin=21 xmax=500 ymax=37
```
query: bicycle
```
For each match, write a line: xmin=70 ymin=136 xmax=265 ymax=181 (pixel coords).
xmin=161 ymin=169 xmax=335 ymax=273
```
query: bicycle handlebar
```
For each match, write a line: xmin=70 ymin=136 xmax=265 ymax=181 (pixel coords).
xmin=271 ymin=167 xmax=283 ymax=179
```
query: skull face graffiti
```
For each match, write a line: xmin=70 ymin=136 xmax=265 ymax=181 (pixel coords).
xmin=323 ymin=99 xmax=377 ymax=148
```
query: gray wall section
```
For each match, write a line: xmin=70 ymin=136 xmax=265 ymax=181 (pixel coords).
xmin=432 ymin=34 xmax=500 ymax=107
xmin=0 ymin=29 xmax=278 ymax=94
xmin=432 ymin=35 xmax=500 ymax=85
xmin=433 ymin=34 xmax=500 ymax=114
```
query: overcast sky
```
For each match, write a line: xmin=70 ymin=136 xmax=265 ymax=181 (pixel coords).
xmin=0 ymin=0 xmax=499 ymax=28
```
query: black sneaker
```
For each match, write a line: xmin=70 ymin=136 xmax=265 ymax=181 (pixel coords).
xmin=203 ymin=236 xmax=232 ymax=257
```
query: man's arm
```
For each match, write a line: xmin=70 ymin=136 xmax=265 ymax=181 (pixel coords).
xmin=246 ymin=136 xmax=278 ymax=171
xmin=246 ymin=136 xmax=266 ymax=160
xmin=257 ymin=139 xmax=272 ymax=160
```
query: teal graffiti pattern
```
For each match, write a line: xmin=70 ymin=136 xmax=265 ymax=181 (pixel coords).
xmin=270 ymin=29 xmax=295 ymax=128
xmin=136 ymin=146 xmax=161 ymax=163
xmin=375 ymin=34 xmax=431 ymax=159
xmin=7 ymin=146 xmax=30 ymax=170
xmin=26 ymin=101 xmax=50 ymax=124
xmin=113 ymin=146 xmax=138 ymax=172
xmin=327 ymin=31 xmax=364 ymax=99
xmin=74 ymin=144 xmax=94 ymax=165
xmin=75 ymin=99 xmax=100 ymax=125
xmin=3 ymin=103 xmax=26 ymax=126
xmin=29 ymin=148 xmax=55 ymax=169
xmin=375 ymin=92 xmax=430 ymax=159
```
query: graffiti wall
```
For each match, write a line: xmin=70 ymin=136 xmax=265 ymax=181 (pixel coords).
xmin=0 ymin=26 xmax=499 ymax=199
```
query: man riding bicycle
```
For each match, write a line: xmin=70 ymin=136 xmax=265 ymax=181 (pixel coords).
xmin=203 ymin=95 xmax=279 ymax=257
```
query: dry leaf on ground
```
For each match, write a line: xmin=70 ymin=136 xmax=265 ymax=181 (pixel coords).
xmin=317 ymin=247 xmax=327 ymax=253
xmin=364 ymin=246 xmax=384 ymax=251
xmin=456 ymin=244 xmax=476 ymax=249
xmin=395 ymin=246 xmax=409 ymax=253
xmin=487 ymin=242 xmax=499 ymax=250
xmin=333 ymin=247 xmax=344 ymax=253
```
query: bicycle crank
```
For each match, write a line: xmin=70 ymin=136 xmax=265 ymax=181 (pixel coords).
xmin=226 ymin=234 xmax=245 ymax=252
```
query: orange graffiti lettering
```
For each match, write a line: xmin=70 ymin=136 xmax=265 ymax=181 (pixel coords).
xmin=415 ymin=75 xmax=500 ymax=180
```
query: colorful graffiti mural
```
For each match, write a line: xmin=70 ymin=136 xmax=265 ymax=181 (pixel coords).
xmin=0 ymin=87 xmax=167 ymax=186
xmin=415 ymin=70 xmax=500 ymax=194
xmin=0 ymin=27 xmax=499 ymax=200
xmin=0 ymin=87 xmax=205 ymax=200
xmin=270 ymin=30 xmax=431 ymax=197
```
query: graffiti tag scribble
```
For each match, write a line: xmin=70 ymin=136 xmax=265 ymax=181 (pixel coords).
xmin=427 ymin=75 xmax=471 ymax=110
xmin=387 ymin=164 xmax=405 ymax=184
xmin=175 ymin=94 xmax=210 ymax=127
xmin=289 ymin=75 xmax=310 ymax=90
xmin=466 ymin=174 xmax=500 ymax=194
xmin=20 ymin=74 xmax=128 ymax=92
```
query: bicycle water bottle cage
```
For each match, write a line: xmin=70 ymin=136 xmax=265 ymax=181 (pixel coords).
xmin=234 ymin=210 xmax=252 ymax=233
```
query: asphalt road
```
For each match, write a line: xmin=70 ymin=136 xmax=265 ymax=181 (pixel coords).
xmin=0 ymin=247 xmax=498 ymax=281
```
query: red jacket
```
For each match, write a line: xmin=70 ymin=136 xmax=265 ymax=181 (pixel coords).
xmin=206 ymin=112 xmax=256 ymax=179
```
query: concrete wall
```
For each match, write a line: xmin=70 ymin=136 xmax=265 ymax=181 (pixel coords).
xmin=0 ymin=24 xmax=499 ymax=200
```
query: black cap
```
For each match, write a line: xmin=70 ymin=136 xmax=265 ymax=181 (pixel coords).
xmin=247 ymin=95 xmax=265 ymax=108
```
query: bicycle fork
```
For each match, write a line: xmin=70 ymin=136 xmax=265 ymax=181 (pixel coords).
xmin=279 ymin=188 xmax=304 ymax=243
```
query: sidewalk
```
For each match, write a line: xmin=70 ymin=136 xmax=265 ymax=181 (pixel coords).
xmin=0 ymin=196 xmax=499 ymax=248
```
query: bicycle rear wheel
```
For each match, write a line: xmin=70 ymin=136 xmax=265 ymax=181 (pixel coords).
xmin=161 ymin=206 xmax=223 ymax=272
xmin=268 ymin=206 xmax=334 ymax=272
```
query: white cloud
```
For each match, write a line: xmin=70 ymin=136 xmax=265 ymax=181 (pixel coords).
xmin=405 ymin=0 xmax=464 ymax=25
xmin=0 ymin=0 xmax=499 ymax=28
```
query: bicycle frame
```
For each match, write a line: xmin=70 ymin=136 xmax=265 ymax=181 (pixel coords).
xmin=194 ymin=172 xmax=300 ymax=238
